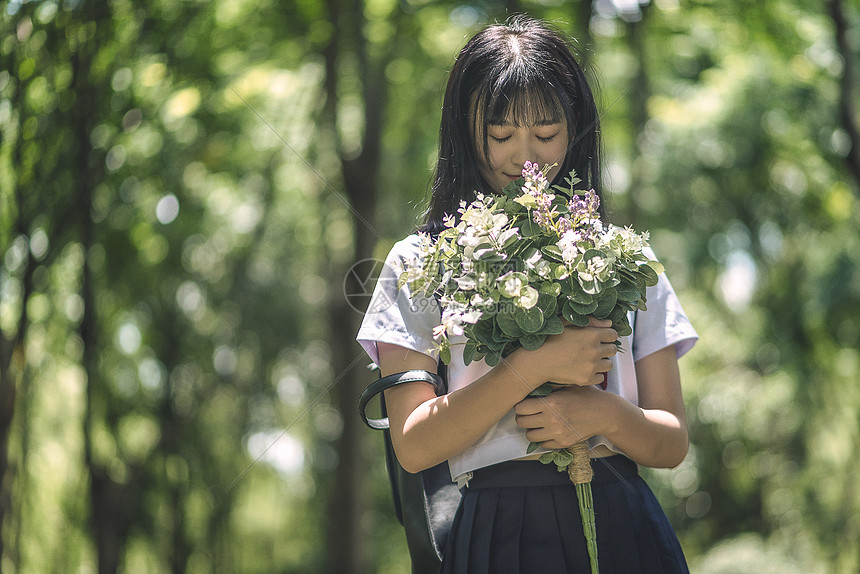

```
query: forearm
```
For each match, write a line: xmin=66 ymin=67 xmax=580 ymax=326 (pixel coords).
xmin=600 ymin=392 xmax=689 ymax=469
xmin=388 ymin=353 xmax=538 ymax=473
xmin=380 ymin=321 xmax=618 ymax=473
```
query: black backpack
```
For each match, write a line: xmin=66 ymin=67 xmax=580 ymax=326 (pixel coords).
xmin=358 ymin=367 xmax=462 ymax=573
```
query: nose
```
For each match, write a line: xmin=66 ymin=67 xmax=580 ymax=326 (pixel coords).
xmin=511 ymin=139 xmax=538 ymax=170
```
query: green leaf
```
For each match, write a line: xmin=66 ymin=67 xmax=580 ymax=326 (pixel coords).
xmin=562 ymin=302 xmax=589 ymax=327
xmin=540 ymin=282 xmax=562 ymax=297
xmin=485 ymin=352 xmax=502 ymax=367
xmin=515 ymin=306 xmax=544 ymax=333
xmin=616 ymin=321 xmax=632 ymax=337
xmin=497 ymin=309 xmax=524 ymax=337
xmin=492 ymin=320 xmax=509 ymax=343
xmin=439 ymin=346 xmax=451 ymax=365
xmin=582 ymin=248 xmax=604 ymax=261
xmin=616 ymin=284 xmax=641 ymax=302
xmin=521 ymin=218 xmax=541 ymax=237
xmin=497 ymin=229 xmax=519 ymax=249
xmin=567 ymin=298 xmax=598 ymax=315
xmin=526 ymin=441 xmax=541 ymax=454
xmin=503 ymin=178 xmax=525 ymax=197
xmin=570 ymin=288 xmax=593 ymax=305
xmin=530 ymin=383 xmax=556 ymax=397
xmin=607 ymin=304 xmax=627 ymax=325
xmin=645 ymin=259 xmax=664 ymax=276
xmin=551 ymin=450 xmax=574 ymax=469
xmin=519 ymin=333 xmax=547 ymax=350
xmin=551 ymin=194 xmax=570 ymax=211
xmin=521 ymin=246 xmax=540 ymax=263
xmin=593 ymin=288 xmax=617 ymax=318
xmin=463 ymin=340 xmax=478 ymax=365
xmin=505 ymin=200 xmax=524 ymax=215
xmin=559 ymin=277 xmax=572 ymax=294
xmin=538 ymin=452 xmax=558 ymax=465
xmin=638 ymin=262 xmax=659 ymax=286
xmin=541 ymin=244 xmax=564 ymax=262
xmin=538 ymin=292 xmax=557 ymax=317
xmin=472 ymin=320 xmax=496 ymax=346
xmin=540 ymin=314 xmax=564 ymax=335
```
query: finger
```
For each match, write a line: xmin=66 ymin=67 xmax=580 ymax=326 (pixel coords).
xmin=514 ymin=399 xmax=543 ymax=416
xmin=599 ymin=328 xmax=619 ymax=344
xmin=588 ymin=316 xmax=612 ymax=328
xmin=515 ymin=413 xmax=544 ymax=429
xmin=600 ymin=342 xmax=618 ymax=357
xmin=524 ymin=428 xmax=551 ymax=444
xmin=595 ymin=357 xmax=613 ymax=374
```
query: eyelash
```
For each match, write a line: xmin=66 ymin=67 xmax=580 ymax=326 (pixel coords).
xmin=489 ymin=134 xmax=558 ymax=143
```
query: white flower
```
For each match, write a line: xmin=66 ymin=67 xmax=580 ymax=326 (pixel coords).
xmin=517 ymin=286 xmax=539 ymax=309
xmin=499 ymin=272 xmax=527 ymax=298
xmin=433 ymin=297 xmax=483 ymax=341
xmin=535 ymin=259 xmax=552 ymax=278
xmin=594 ymin=225 xmax=650 ymax=261
xmin=456 ymin=274 xmax=477 ymax=290
xmin=471 ymin=293 xmax=496 ymax=308
xmin=558 ymin=229 xmax=585 ymax=263
xmin=461 ymin=309 xmax=482 ymax=324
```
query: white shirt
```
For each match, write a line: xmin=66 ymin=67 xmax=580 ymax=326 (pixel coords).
xmin=357 ymin=234 xmax=698 ymax=484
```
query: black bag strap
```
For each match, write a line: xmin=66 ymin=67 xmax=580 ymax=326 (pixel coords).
xmin=359 ymin=363 xmax=458 ymax=571
xmin=358 ymin=369 xmax=444 ymax=430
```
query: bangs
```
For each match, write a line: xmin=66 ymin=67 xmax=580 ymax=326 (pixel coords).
xmin=469 ymin=65 xmax=574 ymax=153
xmin=470 ymin=71 xmax=574 ymax=170
xmin=484 ymin=82 xmax=566 ymax=127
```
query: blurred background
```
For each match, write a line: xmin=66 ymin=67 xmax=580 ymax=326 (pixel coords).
xmin=1 ymin=0 xmax=859 ymax=572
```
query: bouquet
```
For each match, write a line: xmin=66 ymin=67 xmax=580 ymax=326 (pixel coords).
xmin=399 ymin=161 xmax=664 ymax=573
xmin=400 ymin=161 xmax=662 ymax=365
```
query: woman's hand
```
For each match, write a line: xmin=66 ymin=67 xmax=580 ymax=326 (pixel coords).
xmin=516 ymin=345 xmax=690 ymax=469
xmin=514 ymin=385 xmax=613 ymax=450
xmin=510 ymin=316 xmax=618 ymax=389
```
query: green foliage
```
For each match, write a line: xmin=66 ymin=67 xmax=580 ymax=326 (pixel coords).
xmin=401 ymin=168 xmax=660 ymax=368
xmin=1 ymin=0 xmax=858 ymax=572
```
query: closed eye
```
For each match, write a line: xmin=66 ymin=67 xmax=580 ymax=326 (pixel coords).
xmin=490 ymin=135 xmax=511 ymax=143
xmin=537 ymin=133 xmax=559 ymax=143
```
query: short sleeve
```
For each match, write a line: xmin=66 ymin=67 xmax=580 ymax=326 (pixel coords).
xmin=632 ymin=254 xmax=698 ymax=362
xmin=356 ymin=235 xmax=442 ymax=365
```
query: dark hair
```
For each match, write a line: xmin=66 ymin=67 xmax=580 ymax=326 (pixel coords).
xmin=422 ymin=15 xmax=603 ymax=232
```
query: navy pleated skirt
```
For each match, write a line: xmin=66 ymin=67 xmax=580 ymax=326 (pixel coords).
xmin=440 ymin=455 xmax=689 ymax=574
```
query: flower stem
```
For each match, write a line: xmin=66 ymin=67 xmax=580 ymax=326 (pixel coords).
xmin=568 ymin=441 xmax=598 ymax=574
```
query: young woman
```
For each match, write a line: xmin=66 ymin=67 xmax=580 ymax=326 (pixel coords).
xmin=357 ymin=15 xmax=697 ymax=573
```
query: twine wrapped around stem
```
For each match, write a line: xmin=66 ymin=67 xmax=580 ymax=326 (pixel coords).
xmin=567 ymin=440 xmax=593 ymax=484
xmin=568 ymin=441 xmax=598 ymax=574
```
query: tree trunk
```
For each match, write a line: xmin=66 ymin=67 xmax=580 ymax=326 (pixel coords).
xmin=828 ymin=0 xmax=860 ymax=189
xmin=571 ymin=0 xmax=595 ymax=65
xmin=625 ymin=5 xmax=652 ymax=225
xmin=0 ymin=33 xmax=36 ymax=567
xmin=320 ymin=0 xmax=394 ymax=571
xmin=72 ymin=6 xmax=135 ymax=573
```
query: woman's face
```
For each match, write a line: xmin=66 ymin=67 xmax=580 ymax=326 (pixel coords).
xmin=475 ymin=114 xmax=569 ymax=192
